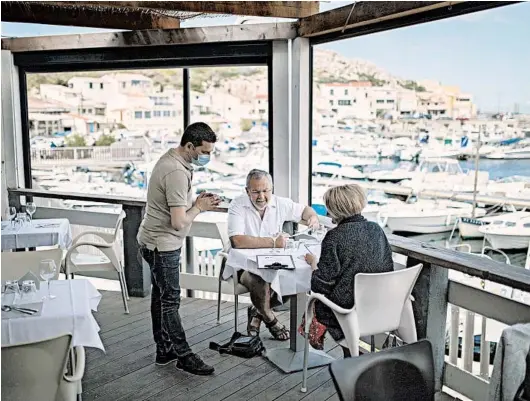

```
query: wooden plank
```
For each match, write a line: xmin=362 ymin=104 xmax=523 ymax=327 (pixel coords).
xmin=443 ymin=362 xmax=489 ymax=401
xmin=64 ymin=1 xmax=320 ymax=18
xmin=389 ymin=234 xmax=530 ymax=292
xmin=298 ymin=1 xmax=449 ymax=37
xmin=1 ymin=1 xmax=181 ymax=30
xmin=298 ymin=1 xmax=514 ymax=40
xmin=448 ymin=280 xmax=530 ymax=326
xmin=1 ymin=22 xmax=297 ymax=53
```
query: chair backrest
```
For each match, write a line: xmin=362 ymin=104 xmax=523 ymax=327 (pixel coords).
xmin=355 ymin=263 xmax=423 ymax=336
xmin=2 ymin=334 xmax=72 ymax=401
xmin=112 ymin=210 xmax=126 ymax=244
xmin=329 ymin=339 xmax=434 ymax=401
xmin=1 ymin=248 xmax=64 ymax=281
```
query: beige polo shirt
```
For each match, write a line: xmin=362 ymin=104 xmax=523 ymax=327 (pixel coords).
xmin=137 ymin=149 xmax=193 ymax=251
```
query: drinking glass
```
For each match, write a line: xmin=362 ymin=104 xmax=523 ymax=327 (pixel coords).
xmin=15 ymin=213 xmax=29 ymax=228
xmin=314 ymin=225 xmax=327 ymax=242
xmin=20 ymin=280 xmax=38 ymax=303
xmin=285 ymin=238 xmax=297 ymax=252
xmin=271 ymin=224 xmax=284 ymax=254
xmin=39 ymin=259 xmax=57 ymax=300
xmin=5 ymin=207 xmax=16 ymax=227
xmin=3 ymin=280 xmax=21 ymax=306
xmin=26 ymin=202 xmax=36 ymax=223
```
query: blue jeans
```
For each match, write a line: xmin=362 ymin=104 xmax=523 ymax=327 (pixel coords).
xmin=139 ymin=245 xmax=192 ymax=357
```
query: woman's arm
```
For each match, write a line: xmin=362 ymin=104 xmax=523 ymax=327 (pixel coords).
xmin=311 ymin=234 xmax=341 ymax=296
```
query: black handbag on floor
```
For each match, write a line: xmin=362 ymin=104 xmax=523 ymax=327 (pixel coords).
xmin=209 ymin=332 xmax=265 ymax=359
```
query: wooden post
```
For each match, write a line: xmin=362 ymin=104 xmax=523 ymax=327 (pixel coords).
xmin=122 ymin=204 xmax=150 ymax=297
xmin=407 ymin=257 xmax=449 ymax=394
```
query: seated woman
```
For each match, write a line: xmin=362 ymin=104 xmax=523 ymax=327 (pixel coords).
xmin=302 ymin=184 xmax=394 ymax=357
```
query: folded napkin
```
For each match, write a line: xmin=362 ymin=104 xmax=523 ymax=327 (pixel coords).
xmin=17 ymin=271 xmax=42 ymax=290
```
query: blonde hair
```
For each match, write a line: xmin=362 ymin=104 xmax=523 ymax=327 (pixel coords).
xmin=324 ymin=184 xmax=367 ymax=223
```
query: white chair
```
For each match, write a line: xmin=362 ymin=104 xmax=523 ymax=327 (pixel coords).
xmin=213 ymin=223 xmax=249 ymax=332
xmin=65 ymin=211 xmax=129 ymax=314
xmin=1 ymin=334 xmax=85 ymax=401
xmin=1 ymin=248 xmax=64 ymax=281
xmin=301 ymin=263 xmax=423 ymax=392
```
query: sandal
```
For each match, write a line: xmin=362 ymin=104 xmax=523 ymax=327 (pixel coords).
xmin=264 ymin=317 xmax=290 ymax=341
xmin=247 ymin=306 xmax=262 ymax=337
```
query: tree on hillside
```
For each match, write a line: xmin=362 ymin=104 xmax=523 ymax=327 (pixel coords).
xmin=399 ymin=80 xmax=426 ymax=92
xmin=65 ymin=134 xmax=86 ymax=147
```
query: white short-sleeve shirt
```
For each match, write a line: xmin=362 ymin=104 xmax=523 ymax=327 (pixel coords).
xmin=228 ymin=194 xmax=305 ymax=238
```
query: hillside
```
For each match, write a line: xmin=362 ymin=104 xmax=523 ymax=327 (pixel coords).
xmin=26 ymin=49 xmax=424 ymax=94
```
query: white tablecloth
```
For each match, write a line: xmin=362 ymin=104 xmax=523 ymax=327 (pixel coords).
xmin=1 ymin=279 xmax=104 ymax=350
xmin=224 ymin=243 xmax=319 ymax=301
xmin=1 ymin=218 xmax=72 ymax=251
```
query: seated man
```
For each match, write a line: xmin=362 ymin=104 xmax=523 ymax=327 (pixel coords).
xmin=228 ymin=169 xmax=319 ymax=340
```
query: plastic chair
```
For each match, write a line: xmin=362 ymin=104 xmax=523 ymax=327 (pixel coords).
xmin=2 ymin=334 xmax=86 ymax=401
xmin=329 ymin=339 xmax=434 ymax=401
xmin=65 ymin=211 xmax=129 ymax=313
xmin=1 ymin=248 xmax=64 ymax=281
xmin=301 ymin=263 xmax=423 ymax=392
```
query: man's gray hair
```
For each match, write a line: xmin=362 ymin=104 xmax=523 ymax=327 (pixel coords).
xmin=246 ymin=169 xmax=273 ymax=188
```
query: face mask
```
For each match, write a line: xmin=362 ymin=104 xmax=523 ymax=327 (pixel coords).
xmin=190 ymin=145 xmax=210 ymax=166
xmin=192 ymin=154 xmax=210 ymax=167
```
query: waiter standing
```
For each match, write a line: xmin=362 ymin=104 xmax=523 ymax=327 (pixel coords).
xmin=138 ymin=122 xmax=220 ymax=375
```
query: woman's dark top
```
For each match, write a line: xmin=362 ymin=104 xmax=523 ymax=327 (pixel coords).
xmin=311 ymin=214 xmax=394 ymax=341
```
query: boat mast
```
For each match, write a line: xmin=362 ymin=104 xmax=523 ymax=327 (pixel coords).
xmin=471 ymin=124 xmax=483 ymax=218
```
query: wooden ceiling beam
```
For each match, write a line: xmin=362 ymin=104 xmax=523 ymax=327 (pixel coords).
xmin=298 ymin=1 xmax=454 ymax=37
xmin=1 ymin=1 xmax=181 ymax=30
xmin=52 ymin=1 xmax=320 ymax=18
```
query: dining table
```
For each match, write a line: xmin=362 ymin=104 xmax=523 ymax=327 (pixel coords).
xmin=224 ymin=240 xmax=335 ymax=373
xmin=1 ymin=218 xmax=72 ymax=251
xmin=1 ymin=279 xmax=104 ymax=350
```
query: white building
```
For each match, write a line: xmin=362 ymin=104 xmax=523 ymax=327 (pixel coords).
xmin=320 ymin=82 xmax=373 ymax=121
xmin=101 ymin=73 xmax=153 ymax=95
xmin=67 ymin=77 xmax=106 ymax=101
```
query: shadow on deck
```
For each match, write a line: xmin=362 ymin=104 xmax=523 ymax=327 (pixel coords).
xmin=83 ymin=290 xmax=342 ymax=401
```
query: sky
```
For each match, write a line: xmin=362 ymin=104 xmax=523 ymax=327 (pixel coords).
xmin=2 ymin=2 xmax=529 ymax=113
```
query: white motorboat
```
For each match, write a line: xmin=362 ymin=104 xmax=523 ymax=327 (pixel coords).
xmin=457 ymin=210 xmax=524 ymax=239
xmin=486 ymin=141 xmax=530 ymax=159
xmin=378 ymin=199 xmax=486 ymax=234
xmin=366 ymin=168 xmax=416 ymax=183
xmin=400 ymin=158 xmax=489 ymax=193
xmin=479 ymin=214 xmax=530 ymax=250
xmin=312 ymin=162 xmax=365 ymax=180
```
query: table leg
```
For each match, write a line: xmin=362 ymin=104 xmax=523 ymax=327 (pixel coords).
xmin=265 ymin=293 xmax=335 ymax=373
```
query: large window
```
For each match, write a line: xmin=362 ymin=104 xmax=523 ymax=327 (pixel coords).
xmin=26 ymin=63 xmax=270 ymax=208
xmin=188 ymin=66 xmax=270 ymax=203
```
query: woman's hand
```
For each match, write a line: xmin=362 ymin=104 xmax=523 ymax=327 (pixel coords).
xmin=305 ymin=253 xmax=317 ymax=270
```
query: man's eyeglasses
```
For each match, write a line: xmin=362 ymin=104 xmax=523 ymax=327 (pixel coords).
xmin=249 ymin=189 xmax=272 ymax=196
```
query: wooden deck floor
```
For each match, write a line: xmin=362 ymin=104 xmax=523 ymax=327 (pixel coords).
xmin=84 ymin=290 xmax=342 ymax=401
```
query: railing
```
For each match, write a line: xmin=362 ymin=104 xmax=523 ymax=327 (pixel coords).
xmin=30 ymin=146 xmax=148 ymax=167
xmin=7 ymin=187 xmax=530 ymax=401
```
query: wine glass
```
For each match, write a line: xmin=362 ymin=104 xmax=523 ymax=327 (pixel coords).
xmin=26 ymin=202 xmax=36 ymax=223
xmin=5 ymin=207 xmax=16 ymax=227
xmin=271 ymin=224 xmax=284 ymax=254
xmin=39 ymin=259 xmax=57 ymax=300
xmin=314 ymin=224 xmax=327 ymax=242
